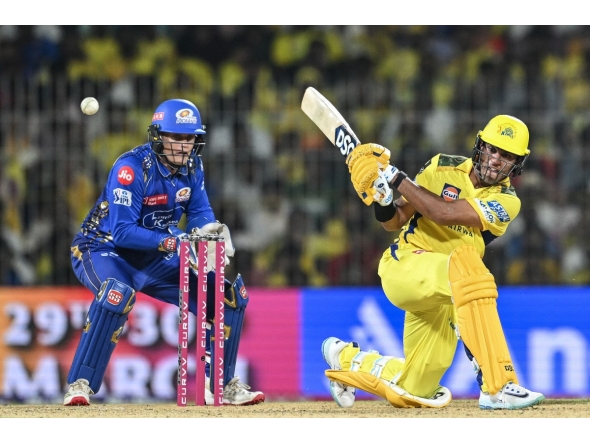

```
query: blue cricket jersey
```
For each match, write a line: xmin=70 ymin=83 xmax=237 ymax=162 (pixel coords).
xmin=75 ymin=143 xmax=215 ymax=266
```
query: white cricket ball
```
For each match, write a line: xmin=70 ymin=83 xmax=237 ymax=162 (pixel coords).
xmin=81 ymin=97 xmax=99 ymax=115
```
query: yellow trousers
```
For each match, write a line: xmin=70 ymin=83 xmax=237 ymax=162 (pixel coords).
xmin=339 ymin=247 xmax=458 ymax=399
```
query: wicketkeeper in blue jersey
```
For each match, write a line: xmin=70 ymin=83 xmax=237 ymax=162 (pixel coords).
xmin=64 ymin=98 xmax=265 ymax=406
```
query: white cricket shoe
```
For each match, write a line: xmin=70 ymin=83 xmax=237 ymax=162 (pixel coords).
xmin=63 ymin=378 xmax=94 ymax=406
xmin=479 ymin=382 xmax=545 ymax=410
xmin=205 ymin=377 xmax=265 ymax=406
xmin=322 ymin=337 xmax=356 ymax=408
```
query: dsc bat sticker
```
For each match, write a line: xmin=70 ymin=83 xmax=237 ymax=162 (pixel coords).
xmin=301 ymin=87 xmax=361 ymax=157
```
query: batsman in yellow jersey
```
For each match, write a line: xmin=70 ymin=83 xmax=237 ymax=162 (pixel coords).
xmin=322 ymin=115 xmax=545 ymax=410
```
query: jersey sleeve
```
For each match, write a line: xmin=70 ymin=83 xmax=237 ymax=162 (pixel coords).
xmin=465 ymin=192 xmax=521 ymax=237
xmin=107 ymin=158 xmax=166 ymax=250
xmin=414 ymin=154 xmax=439 ymax=190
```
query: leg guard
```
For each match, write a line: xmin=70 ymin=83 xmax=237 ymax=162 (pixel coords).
xmin=449 ymin=244 xmax=517 ymax=395
xmin=325 ymin=348 xmax=451 ymax=409
xmin=67 ymin=278 xmax=136 ymax=393
xmin=205 ymin=272 xmax=248 ymax=386
xmin=326 ymin=371 xmax=452 ymax=408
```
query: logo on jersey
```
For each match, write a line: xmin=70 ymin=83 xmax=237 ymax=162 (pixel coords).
xmin=488 ymin=200 xmax=510 ymax=222
xmin=143 ymin=194 xmax=168 ymax=206
xmin=152 ymin=112 xmax=164 ymax=121
xmin=117 ymin=167 xmax=135 ymax=185
xmin=107 ymin=290 xmax=123 ymax=305
xmin=113 ymin=188 xmax=132 ymax=206
xmin=176 ymin=187 xmax=191 ymax=202
xmin=441 ymin=184 xmax=461 ymax=201
xmin=475 ymin=199 xmax=496 ymax=223
xmin=176 ymin=109 xmax=198 ymax=124
xmin=143 ymin=209 xmax=179 ymax=229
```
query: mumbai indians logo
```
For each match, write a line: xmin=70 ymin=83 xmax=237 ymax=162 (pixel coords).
xmin=335 ymin=125 xmax=359 ymax=156
xmin=498 ymin=124 xmax=516 ymax=139
xmin=441 ymin=184 xmax=460 ymax=201
xmin=176 ymin=109 xmax=197 ymax=124
xmin=175 ymin=187 xmax=191 ymax=202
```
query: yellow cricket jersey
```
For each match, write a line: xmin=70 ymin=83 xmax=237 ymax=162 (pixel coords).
xmin=395 ymin=153 xmax=521 ymax=257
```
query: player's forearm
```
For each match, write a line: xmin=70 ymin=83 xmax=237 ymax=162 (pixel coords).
xmin=392 ymin=175 xmax=456 ymax=225
xmin=376 ymin=197 xmax=408 ymax=231
xmin=111 ymin=223 xmax=166 ymax=250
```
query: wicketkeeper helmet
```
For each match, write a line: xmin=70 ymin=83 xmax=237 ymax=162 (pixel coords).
xmin=148 ymin=98 xmax=206 ymax=158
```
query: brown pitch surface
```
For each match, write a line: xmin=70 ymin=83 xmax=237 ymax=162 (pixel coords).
xmin=1 ymin=399 xmax=588 ymax=418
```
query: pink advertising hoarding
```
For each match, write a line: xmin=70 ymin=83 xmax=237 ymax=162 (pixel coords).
xmin=0 ymin=286 xmax=301 ymax=402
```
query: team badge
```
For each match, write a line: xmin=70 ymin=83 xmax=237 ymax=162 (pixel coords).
xmin=497 ymin=123 xmax=516 ymax=139
xmin=176 ymin=109 xmax=197 ymax=124
xmin=176 ymin=187 xmax=191 ymax=202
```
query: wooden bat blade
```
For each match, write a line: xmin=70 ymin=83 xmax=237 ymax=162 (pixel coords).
xmin=301 ymin=87 xmax=361 ymax=157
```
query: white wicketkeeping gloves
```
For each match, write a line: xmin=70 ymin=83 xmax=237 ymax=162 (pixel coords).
xmin=193 ymin=221 xmax=235 ymax=268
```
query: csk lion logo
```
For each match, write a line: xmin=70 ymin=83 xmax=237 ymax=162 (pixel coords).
xmin=498 ymin=124 xmax=516 ymax=139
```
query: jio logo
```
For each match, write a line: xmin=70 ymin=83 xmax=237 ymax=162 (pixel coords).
xmin=117 ymin=167 xmax=135 ymax=185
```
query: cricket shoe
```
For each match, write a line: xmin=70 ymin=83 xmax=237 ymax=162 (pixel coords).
xmin=63 ymin=378 xmax=94 ymax=406
xmin=479 ymin=382 xmax=545 ymax=410
xmin=205 ymin=377 xmax=265 ymax=406
xmin=322 ymin=337 xmax=356 ymax=408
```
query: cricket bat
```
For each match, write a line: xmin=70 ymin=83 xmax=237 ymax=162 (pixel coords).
xmin=301 ymin=86 xmax=361 ymax=157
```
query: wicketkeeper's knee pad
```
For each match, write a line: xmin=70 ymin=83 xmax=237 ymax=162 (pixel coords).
xmin=448 ymin=244 xmax=517 ymax=394
xmin=67 ymin=278 xmax=136 ymax=393
xmin=205 ymin=272 xmax=249 ymax=386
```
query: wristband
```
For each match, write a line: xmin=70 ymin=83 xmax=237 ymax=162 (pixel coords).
xmin=391 ymin=171 xmax=407 ymax=189
xmin=374 ymin=201 xmax=397 ymax=222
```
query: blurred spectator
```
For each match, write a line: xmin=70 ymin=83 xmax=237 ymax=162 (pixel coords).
xmin=2 ymin=25 xmax=590 ymax=286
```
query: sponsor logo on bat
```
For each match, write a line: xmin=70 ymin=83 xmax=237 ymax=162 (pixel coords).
xmin=335 ymin=125 xmax=359 ymax=156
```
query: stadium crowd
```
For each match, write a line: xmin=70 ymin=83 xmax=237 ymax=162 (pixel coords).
xmin=2 ymin=25 xmax=590 ymax=287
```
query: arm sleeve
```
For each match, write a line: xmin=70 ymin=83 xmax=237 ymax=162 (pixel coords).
xmin=107 ymin=159 xmax=168 ymax=250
